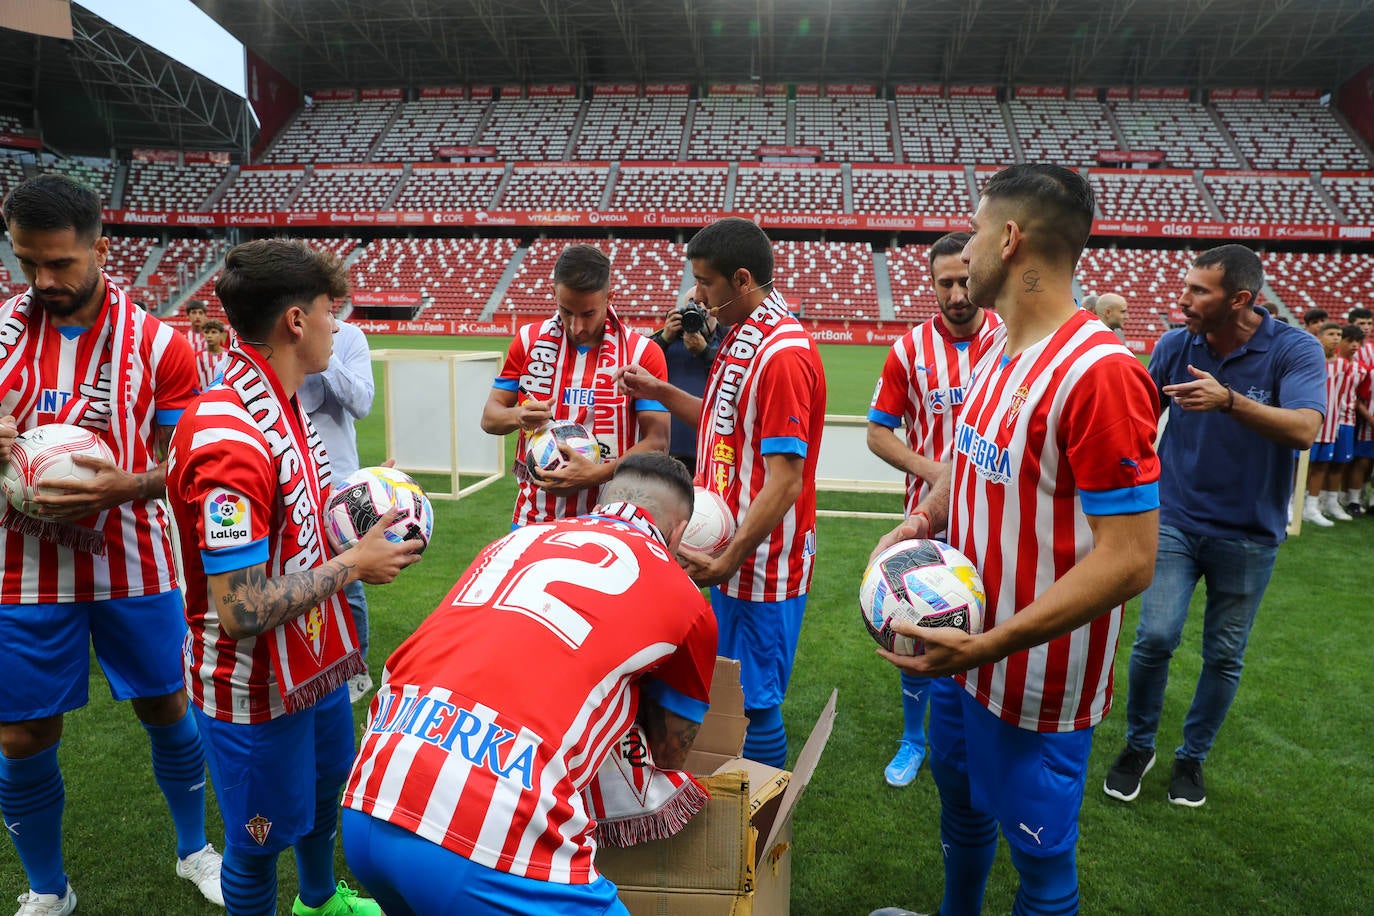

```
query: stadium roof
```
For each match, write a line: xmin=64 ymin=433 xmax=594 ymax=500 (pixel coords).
xmin=2 ymin=0 xmax=1372 ymax=155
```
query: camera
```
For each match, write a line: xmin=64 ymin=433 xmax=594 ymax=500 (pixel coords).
xmin=678 ymin=299 xmax=708 ymax=335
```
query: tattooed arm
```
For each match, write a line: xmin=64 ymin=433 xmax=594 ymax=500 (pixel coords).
xmin=208 ymin=508 xmax=422 ymax=640
xmin=637 ymin=695 xmax=702 ymax=772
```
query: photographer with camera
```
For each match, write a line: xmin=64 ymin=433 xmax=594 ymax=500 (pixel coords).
xmin=651 ymin=291 xmax=727 ymax=469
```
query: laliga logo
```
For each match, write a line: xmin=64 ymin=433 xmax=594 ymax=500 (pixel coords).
xmin=209 ymin=492 xmax=244 ymax=527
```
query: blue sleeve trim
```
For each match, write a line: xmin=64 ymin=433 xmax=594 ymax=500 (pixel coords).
xmin=866 ymin=408 xmax=901 ymax=428
xmin=201 ymin=538 xmax=269 ymax=574
xmin=635 ymin=399 xmax=668 ymax=413
xmin=155 ymin=408 xmax=183 ymax=426
xmin=761 ymin=436 xmax=808 ymax=457
xmin=641 ymin=678 xmax=709 ymax=724
xmin=1080 ymin=482 xmax=1160 ymax=516
xmin=492 ymin=377 xmax=519 ymax=392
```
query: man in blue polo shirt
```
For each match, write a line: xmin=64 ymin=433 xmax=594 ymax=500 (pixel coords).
xmin=1103 ymin=244 xmax=1326 ymax=809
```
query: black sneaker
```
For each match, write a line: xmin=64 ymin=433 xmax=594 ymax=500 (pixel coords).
xmin=1345 ymin=502 xmax=1365 ymax=518
xmin=1168 ymin=757 xmax=1206 ymax=807
xmin=1103 ymin=745 xmax=1155 ymax=802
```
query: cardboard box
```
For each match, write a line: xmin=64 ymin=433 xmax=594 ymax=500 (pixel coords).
xmin=597 ymin=658 xmax=837 ymax=915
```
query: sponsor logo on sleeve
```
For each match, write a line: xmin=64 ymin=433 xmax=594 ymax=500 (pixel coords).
xmin=205 ymin=488 xmax=251 ymax=546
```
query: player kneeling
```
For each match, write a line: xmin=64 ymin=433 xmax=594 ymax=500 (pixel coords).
xmin=341 ymin=453 xmax=717 ymax=916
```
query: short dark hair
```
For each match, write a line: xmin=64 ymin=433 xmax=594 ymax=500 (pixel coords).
xmin=927 ymin=231 xmax=971 ymax=270
xmin=186 ymin=301 xmax=208 ymax=315
xmin=552 ymin=244 xmax=611 ymax=293
xmin=1193 ymin=245 xmax=1264 ymax=305
xmin=1318 ymin=320 xmax=1343 ymax=334
xmin=215 ymin=239 xmax=348 ymax=341
xmin=603 ymin=451 xmax=695 ymax=524
xmin=202 ymin=318 xmax=225 ymax=333
xmin=1302 ymin=308 xmax=1328 ymax=326
xmin=2 ymin=173 xmax=103 ymax=241
xmin=1341 ymin=323 xmax=1365 ymax=342
xmin=978 ymin=164 xmax=1095 ymax=267
xmin=686 ymin=217 xmax=774 ymax=286
xmin=1347 ymin=307 xmax=1372 ymax=323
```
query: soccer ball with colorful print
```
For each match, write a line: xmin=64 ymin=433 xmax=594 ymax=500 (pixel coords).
xmin=681 ymin=486 xmax=736 ymax=557
xmin=324 ymin=466 xmax=434 ymax=554
xmin=1 ymin=423 xmax=116 ymax=518
xmin=860 ymin=538 xmax=986 ymax=656
xmin=524 ymin=420 xmax=600 ymax=481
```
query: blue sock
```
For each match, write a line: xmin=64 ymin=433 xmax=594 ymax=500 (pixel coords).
xmin=294 ymin=781 xmax=344 ymax=908
xmin=930 ymin=751 xmax=997 ymax=916
xmin=143 ymin=711 xmax=208 ymax=858
xmin=1009 ymin=845 xmax=1079 ymax=916
xmin=221 ymin=845 xmax=277 ymax=916
xmin=900 ymin=672 xmax=930 ymax=747
xmin=743 ymin=706 xmax=787 ymax=768
xmin=0 ymin=745 xmax=67 ymax=896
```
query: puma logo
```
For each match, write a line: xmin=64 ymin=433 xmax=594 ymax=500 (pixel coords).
xmin=189 ymin=780 xmax=206 ymax=792
xmin=4 ymin=820 xmax=18 ymax=836
xmin=902 ymin=688 xmax=924 ymax=702
xmin=1018 ymin=822 xmax=1045 ymax=844
xmin=940 ymin=840 xmax=950 ymax=857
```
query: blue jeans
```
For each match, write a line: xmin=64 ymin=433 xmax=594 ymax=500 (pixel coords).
xmin=345 ymin=579 xmax=369 ymax=662
xmin=1124 ymin=524 xmax=1278 ymax=762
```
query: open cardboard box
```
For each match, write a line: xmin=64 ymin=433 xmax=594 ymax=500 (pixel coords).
xmin=597 ymin=657 xmax=838 ymax=915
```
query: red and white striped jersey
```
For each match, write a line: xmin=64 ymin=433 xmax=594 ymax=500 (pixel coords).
xmin=948 ymin=311 xmax=1160 ymax=733
xmin=194 ymin=347 xmax=229 ymax=392
xmin=1356 ymin=341 xmax=1374 ymax=369
xmin=0 ymin=298 xmax=197 ymax=604
xmin=868 ymin=310 xmax=1002 ymax=517
xmin=494 ymin=320 xmax=668 ymax=527
xmin=342 ymin=513 xmax=717 ymax=883
xmin=1319 ymin=356 xmax=1362 ymax=440
xmin=695 ymin=293 xmax=827 ymax=602
xmin=185 ymin=328 xmax=205 ymax=355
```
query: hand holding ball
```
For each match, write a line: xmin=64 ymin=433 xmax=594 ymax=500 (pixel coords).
xmin=680 ymin=487 xmax=735 ymax=557
xmin=860 ymin=539 xmax=985 ymax=656
xmin=325 ymin=466 xmax=434 ymax=554
xmin=0 ymin=424 xmax=116 ymax=518
xmin=524 ymin=420 xmax=601 ymax=481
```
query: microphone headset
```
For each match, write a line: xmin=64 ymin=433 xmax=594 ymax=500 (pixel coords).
xmin=702 ymin=277 xmax=774 ymax=315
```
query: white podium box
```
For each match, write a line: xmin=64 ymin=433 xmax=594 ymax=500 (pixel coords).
xmin=816 ymin=414 xmax=906 ymax=520
xmin=372 ymin=349 xmax=505 ymax=500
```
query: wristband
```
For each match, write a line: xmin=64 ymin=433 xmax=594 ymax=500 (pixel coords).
xmin=1220 ymin=384 xmax=1235 ymax=414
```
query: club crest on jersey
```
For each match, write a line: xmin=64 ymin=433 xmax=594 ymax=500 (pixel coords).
xmin=927 ymin=386 xmax=966 ymax=415
xmin=204 ymin=488 xmax=251 ymax=546
xmin=245 ymin=814 xmax=272 ymax=846
xmin=1005 ymin=385 xmax=1030 ymax=427
xmin=290 ymin=605 xmax=329 ymax=664
xmin=955 ymin=422 xmax=1012 ymax=485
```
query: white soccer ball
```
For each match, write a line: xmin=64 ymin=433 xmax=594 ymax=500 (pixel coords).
xmin=0 ymin=423 xmax=116 ymax=518
xmin=324 ymin=466 xmax=434 ymax=554
xmin=681 ymin=486 xmax=736 ymax=556
xmin=860 ymin=539 xmax=986 ymax=656
xmin=524 ymin=420 xmax=600 ymax=481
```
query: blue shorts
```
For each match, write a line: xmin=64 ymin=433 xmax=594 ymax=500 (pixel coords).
xmin=0 ymin=590 xmax=187 ymax=720
xmin=342 ymin=809 xmax=628 ymax=916
xmin=1311 ymin=425 xmax=1355 ymax=464
xmin=928 ymin=678 xmax=1094 ymax=858
xmin=195 ymin=685 xmax=355 ymax=854
xmin=708 ymin=589 xmax=807 ymax=710
xmin=1355 ymin=440 xmax=1374 ymax=460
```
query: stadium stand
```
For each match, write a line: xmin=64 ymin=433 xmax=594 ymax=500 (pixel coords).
xmin=263 ymin=98 xmax=400 ymax=164
xmin=478 ymin=98 xmax=581 ymax=161
xmin=1213 ymin=99 xmax=1371 ymax=170
xmin=1075 ymin=246 xmax=1197 ymax=339
xmin=392 ymin=163 xmax=505 ymax=211
xmin=1110 ymin=98 xmax=1241 ymax=169
xmin=499 ymin=238 xmax=686 ymax=319
xmin=0 ymin=113 xmax=27 ymax=134
xmin=772 ymin=239 xmax=879 ymax=319
xmin=686 ymin=98 xmax=788 ymax=160
xmin=884 ymin=243 xmax=937 ymax=321
xmin=572 ymin=97 xmax=690 ymax=160
xmin=103 ymin=236 xmax=156 ymax=287
xmin=793 ymin=97 xmax=895 ymax=162
xmin=291 ymin=165 xmax=403 ymax=211
xmin=895 ymin=97 xmax=1013 ymax=166
xmin=46 ymin=157 xmax=116 ymax=204
xmin=216 ymin=167 xmax=307 ymax=211
xmin=371 ymin=98 xmax=489 ymax=162
xmin=1203 ymin=172 xmax=1336 ymax=223
xmin=850 ymin=165 xmax=971 ymax=215
xmin=122 ymin=160 xmax=227 ymax=211
xmin=1009 ymin=98 xmax=1118 ymax=168
xmin=0 ymin=153 xmax=28 ymax=200
xmin=1264 ymin=250 xmax=1374 ymax=317
xmin=1320 ymin=174 xmax=1374 ymax=223
xmin=608 ymin=163 xmax=729 ymax=211
xmin=1090 ymin=170 xmax=1215 ymax=221
xmin=350 ymin=236 xmax=519 ymax=318
xmin=733 ymin=164 xmax=844 ymax=213
xmin=499 ymin=164 xmax=609 ymax=210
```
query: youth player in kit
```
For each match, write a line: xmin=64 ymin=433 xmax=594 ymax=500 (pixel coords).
xmin=618 ymin=217 xmax=827 ymax=768
xmin=866 ymin=231 xmax=1000 ymax=788
xmin=869 ymin=166 xmax=1159 ymax=916
xmin=0 ymin=174 xmax=221 ymax=914
xmin=166 ymin=240 xmax=421 ymax=916
xmin=341 ymin=453 xmax=717 ymax=916
xmin=482 ymin=244 xmax=669 ymax=527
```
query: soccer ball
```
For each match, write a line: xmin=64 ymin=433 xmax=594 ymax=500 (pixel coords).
xmin=859 ymin=539 xmax=986 ymax=656
xmin=524 ymin=420 xmax=600 ymax=481
xmin=324 ymin=466 xmax=434 ymax=554
xmin=0 ymin=423 xmax=116 ymax=518
xmin=681 ymin=487 xmax=735 ymax=556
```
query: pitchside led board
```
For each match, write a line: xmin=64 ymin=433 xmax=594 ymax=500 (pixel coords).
xmin=372 ymin=349 xmax=505 ymax=500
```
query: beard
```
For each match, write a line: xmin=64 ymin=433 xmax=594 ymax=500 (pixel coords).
xmin=33 ymin=269 xmax=102 ymax=319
